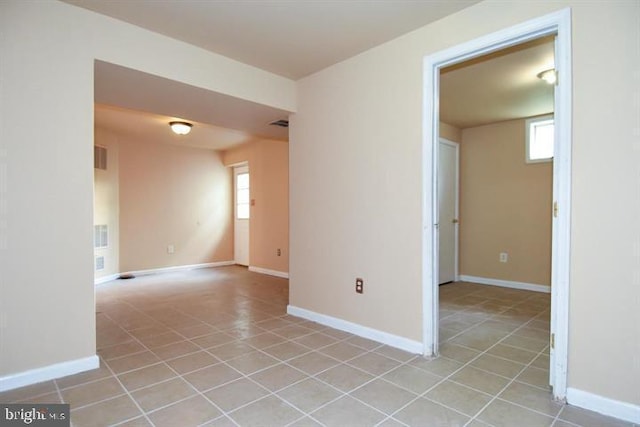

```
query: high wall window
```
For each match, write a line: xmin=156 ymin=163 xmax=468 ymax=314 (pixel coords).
xmin=526 ymin=115 xmax=554 ymax=163
xmin=236 ymin=172 xmax=250 ymax=219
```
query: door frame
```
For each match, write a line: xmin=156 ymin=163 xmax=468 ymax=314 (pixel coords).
xmin=438 ymin=138 xmax=460 ymax=284
xmin=422 ymin=8 xmax=572 ymax=400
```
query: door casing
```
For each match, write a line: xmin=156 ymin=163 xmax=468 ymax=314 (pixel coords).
xmin=422 ymin=8 xmax=572 ymax=401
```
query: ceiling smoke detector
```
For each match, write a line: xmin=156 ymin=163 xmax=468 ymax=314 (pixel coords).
xmin=269 ymin=119 xmax=289 ymax=128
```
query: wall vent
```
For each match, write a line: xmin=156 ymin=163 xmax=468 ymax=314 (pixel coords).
xmin=269 ymin=119 xmax=289 ymax=128
xmin=95 ymin=256 xmax=105 ymax=271
xmin=94 ymin=224 xmax=108 ymax=248
xmin=94 ymin=146 xmax=107 ymax=170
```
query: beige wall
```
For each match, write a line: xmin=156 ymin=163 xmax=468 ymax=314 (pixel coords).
xmin=459 ymin=119 xmax=552 ymax=286
xmin=440 ymin=121 xmax=462 ymax=142
xmin=291 ymin=0 xmax=639 ymax=408
xmin=223 ymin=140 xmax=289 ymax=273
xmin=118 ymin=136 xmax=233 ymax=272
xmin=2 ymin=0 xmax=639 ymax=412
xmin=94 ymin=128 xmax=120 ymax=279
xmin=0 ymin=0 xmax=294 ymax=379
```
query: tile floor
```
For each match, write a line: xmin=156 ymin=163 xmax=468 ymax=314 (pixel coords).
xmin=0 ymin=266 xmax=635 ymax=427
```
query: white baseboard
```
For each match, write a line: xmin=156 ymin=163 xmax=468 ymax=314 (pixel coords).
xmin=567 ymin=387 xmax=640 ymax=424
xmin=95 ymin=261 xmax=235 ymax=285
xmin=249 ymin=266 xmax=289 ymax=279
xmin=0 ymin=355 xmax=99 ymax=392
xmin=287 ymin=305 xmax=423 ymax=354
xmin=459 ymin=275 xmax=550 ymax=293
xmin=94 ymin=273 xmax=119 ymax=285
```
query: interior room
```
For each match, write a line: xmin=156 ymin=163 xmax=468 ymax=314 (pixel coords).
xmin=1 ymin=1 xmax=638 ymax=426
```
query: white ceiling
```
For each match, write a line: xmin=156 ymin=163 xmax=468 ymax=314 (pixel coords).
xmin=83 ymin=1 xmax=553 ymax=146
xmin=64 ymin=0 xmax=481 ymax=80
xmin=441 ymin=37 xmax=555 ymax=129
xmin=95 ymin=104 xmax=259 ymax=151
xmin=94 ymin=61 xmax=289 ymax=143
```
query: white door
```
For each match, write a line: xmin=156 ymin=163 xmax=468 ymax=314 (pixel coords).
xmin=438 ymin=139 xmax=459 ymax=284
xmin=234 ymin=165 xmax=250 ymax=266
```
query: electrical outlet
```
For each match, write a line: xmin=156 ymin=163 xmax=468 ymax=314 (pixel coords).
xmin=277 ymin=248 xmax=281 ymax=256
xmin=355 ymin=278 xmax=364 ymax=294
xmin=499 ymin=252 xmax=508 ymax=263
xmin=167 ymin=244 xmax=175 ymax=254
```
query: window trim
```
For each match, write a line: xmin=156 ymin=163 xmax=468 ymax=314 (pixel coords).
xmin=525 ymin=114 xmax=554 ymax=164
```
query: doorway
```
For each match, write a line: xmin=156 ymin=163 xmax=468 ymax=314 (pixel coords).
xmin=423 ymin=9 xmax=572 ymax=400
xmin=234 ymin=164 xmax=250 ymax=266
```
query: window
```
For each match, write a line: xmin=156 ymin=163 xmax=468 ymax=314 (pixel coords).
xmin=236 ymin=172 xmax=250 ymax=219
xmin=526 ymin=115 xmax=554 ymax=163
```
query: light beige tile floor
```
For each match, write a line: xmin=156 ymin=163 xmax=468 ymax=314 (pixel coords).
xmin=1 ymin=267 xmax=636 ymax=427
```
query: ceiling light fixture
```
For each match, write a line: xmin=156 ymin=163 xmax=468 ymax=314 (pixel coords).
xmin=537 ymin=69 xmax=557 ymax=85
xmin=169 ymin=121 xmax=192 ymax=135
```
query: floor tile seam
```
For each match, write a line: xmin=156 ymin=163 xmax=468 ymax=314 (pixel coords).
xmin=101 ymin=310 xmax=206 ymax=364
xmin=280 ymin=394 xmax=348 ymax=425
xmin=197 ymin=350 xmax=317 ymax=419
xmin=109 ymin=359 xmax=177 ymax=378
xmin=283 ymin=414 xmax=323 ymax=427
xmin=56 ymin=373 xmax=128 ymax=395
xmin=103 ymin=311 xmax=230 ymax=424
xmin=131 ymin=322 xmax=276 ymax=422
xmin=270 ymin=328 xmax=336 ymax=343
xmin=371 ymin=348 xmax=421 ymax=365
xmin=343 ymin=377 xmax=421 ymax=419
xmin=511 ymin=378 xmax=555 ymax=393
xmin=382 ymin=389 xmax=444 ymax=424
xmin=98 ymin=350 xmax=157 ymax=427
xmin=99 ymin=347 xmax=149 ymax=362
xmin=301 ymin=391 xmax=381 ymax=424
xmin=419 ymin=391 xmax=484 ymax=420
xmin=127 ymin=374 xmax=204 ymax=398
xmin=3 ymin=388 xmax=60 ymax=404
xmin=109 ymin=414 xmax=151 ymax=426
xmin=495 ymin=341 xmax=548 ymax=356
xmin=220 ymin=385 xmax=309 ymax=424
xmin=436 ymin=319 xmax=488 ymax=345
xmin=427 ymin=314 xmax=547 ymax=412
xmin=52 ymin=376 xmax=65 ymax=406
xmin=333 ymin=354 xmax=436 ymax=412
xmin=314 ymin=345 xmax=405 ymax=378
xmin=461 ymin=329 xmax=558 ymax=423
xmin=290 ymin=336 xmax=344 ymax=353
xmin=138 ymin=343 xmax=243 ymax=425
xmin=201 ymin=414 xmax=241 ymax=427
xmin=115 ymin=300 xmax=189 ymax=331
xmin=62 ymin=391 xmax=133 ymax=417
xmin=491 ymin=395 xmax=562 ymax=420
xmin=374 ymin=416 xmax=411 ymax=427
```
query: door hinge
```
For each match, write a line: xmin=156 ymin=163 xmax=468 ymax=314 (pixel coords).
xmin=551 ymin=333 xmax=555 ymax=349
xmin=553 ymin=201 xmax=558 ymax=218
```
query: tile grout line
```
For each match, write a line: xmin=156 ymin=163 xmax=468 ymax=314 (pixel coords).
xmin=379 ymin=290 xmax=551 ymax=426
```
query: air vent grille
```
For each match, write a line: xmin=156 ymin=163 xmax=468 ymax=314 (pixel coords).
xmin=94 ymin=146 xmax=107 ymax=170
xmin=269 ymin=119 xmax=289 ymax=128
xmin=95 ymin=256 xmax=105 ymax=271
xmin=94 ymin=224 xmax=108 ymax=248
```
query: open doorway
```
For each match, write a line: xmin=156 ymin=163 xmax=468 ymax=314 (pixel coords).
xmin=423 ymin=9 xmax=572 ymax=401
